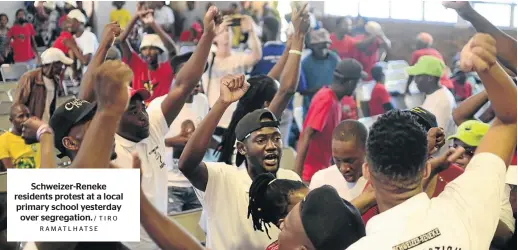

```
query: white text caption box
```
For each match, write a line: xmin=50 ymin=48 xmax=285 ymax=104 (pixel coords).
xmin=7 ymin=169 xmax=140 ymax=242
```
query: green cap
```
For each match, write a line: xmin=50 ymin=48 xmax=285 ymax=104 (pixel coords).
xmin=406 ymin=55 xmax=445 ymax=78
xmin=447 ymin=120 xmax=490 ymax=147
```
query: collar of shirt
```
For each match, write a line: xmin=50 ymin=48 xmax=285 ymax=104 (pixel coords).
xmin=366 ymin=192 xmax=429 ymax=235
xmin=115 ymin=133 xmax=150 ymax=149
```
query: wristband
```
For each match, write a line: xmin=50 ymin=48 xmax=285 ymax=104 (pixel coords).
xmin=289 ymin=50 xmax=302 ymax=56
xmin=37 ymin=125 xmax=54 ymax=142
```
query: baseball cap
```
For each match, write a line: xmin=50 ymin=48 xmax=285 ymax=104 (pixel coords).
xmin=406 ymin=55 xmax=445 ymax=78
xmin=140 ymin=34 xmax=167 ymax=53
xmin=417 ymin=32 xmax=433 ymax=45
xmin=447 ymin=120 xmax=489 ymax=147
xmin=365 ymin=21 xmax=383 ymax=36
xmin=41 ymin=48 xmax=73 ymax=65
xmin=129 ymin=87 xmax=151 ymax=101
xmin=308 ymin=28 xmax=331 ymax=45
xmin=300 ymin=185 xmax=366 ymax=250
xmin=235 ymin=109 xmax=280 ymax=142
xmin=170 ymin=52 xmax=208 ymax=74
xmin=405 ymin=106 xmax=438 ymax=131
xmin=49 ymin=98 xmax=97 ymax=158
xmin=334 ymin=58 xmax=368 ymax=80
xmin=67 ymin=9 xmax=86 ymax=24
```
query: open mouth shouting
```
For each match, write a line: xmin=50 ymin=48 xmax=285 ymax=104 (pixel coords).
xmin=264 ymin=153 xmax=279 ymax=167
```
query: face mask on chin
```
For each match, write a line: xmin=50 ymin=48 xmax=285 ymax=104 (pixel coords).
xmin=17 ymin=18 xmax=26 ymax=24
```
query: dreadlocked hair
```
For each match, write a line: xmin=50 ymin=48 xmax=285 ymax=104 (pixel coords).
xmin=217 ymin=75 xmax=278 ymax=165
xmin=248 ymin=173 xmax=307 ymax=239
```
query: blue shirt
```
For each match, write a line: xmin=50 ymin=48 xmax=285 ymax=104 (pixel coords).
xmin=251 ymin=41 xmax=307 ymax=110
xmin=301 ymin=51 xmax=340 ymax=112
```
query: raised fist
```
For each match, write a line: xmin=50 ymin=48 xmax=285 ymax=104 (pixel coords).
xmin=219 ymin=74 xmax=249 ymax=104
xmin=460 ymin=33 xmax=497 ymax=72
xmin=442 ymin=1 xmax=472 ymax=11
xmin=427 ymin=127 xmax=445 ymax=155
xmin=101 ymin=22 xmax=122 ymax=48
xmin=93 ymin=60 xmax=133 ymax=114
xmin=291 ymin=2 xmax=311 ymax=35
xmin=21 ymin=117 xmax=47 ymax=145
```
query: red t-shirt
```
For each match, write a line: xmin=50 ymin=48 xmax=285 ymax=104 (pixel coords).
xmin=53 ymin=31 xmax=73 ymax=54
xmin=369 ymin=83 xmax=391 ymax=116
xmin=361 ymin=164 xmax=464 ymax=225
xmin=453 ymin=81 xmax=472 ymax=100
xmin=410 ymin=48 xmax=444 ymax=66
xmin=8 ymin=23 xmax=36 ymax=62
xmin=302 ymin=87 xmax=342 ymax=182
xmin=341 ymin=96 xmax=358 ymax=120
xmin=330 ymin=33 xmax=356 ymax=60
xmin=352 ymin=35 xmax=381 ymax=81
xmin=124 ymin=51 xmax=174 ymax=102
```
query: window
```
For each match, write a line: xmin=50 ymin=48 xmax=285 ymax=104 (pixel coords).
xmin=514 ymin=5 xmax=518 ymax=27
xmin=424 ymin=1 xmax=458 ymax=23
xmin=473 ymin=2 xmax=512 ymax=27
xmin=390 ymin=0 xmax=423 ymax=21
xmin=325 ymin=0 xmax=359 ymax=17
xmin=359 ymin=0 xmax=390 ymax=18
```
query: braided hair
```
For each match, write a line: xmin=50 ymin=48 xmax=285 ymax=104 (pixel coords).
xmin=217 ymin=75 xmax=278 ymax=166
xmin=248 ymin=173 xmax=307 ymax=239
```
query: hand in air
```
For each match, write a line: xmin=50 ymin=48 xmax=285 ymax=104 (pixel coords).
xmin=427 ymin=127 xmax=445 ymax=155
xmin=219 ymin=74 xmax=249 ymax=104
xmin=460 ymin=33 xmax=497 ymax=72
xmin=291 ymin=2 xmax=311 ymax=35
xmin=93 ymin=60 xmax=133 ymax=114
xmin=21 ymin=117 xmax=47 ymax=145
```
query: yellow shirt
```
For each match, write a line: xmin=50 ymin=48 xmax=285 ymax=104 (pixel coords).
xmin=0 ymin=132 xmax=40 ymax=169
xmin=110 ymin=9 xmax=132 ymax=28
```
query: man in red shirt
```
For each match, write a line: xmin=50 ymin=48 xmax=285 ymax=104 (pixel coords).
xmin=295 ymin=59 xmax=365 ymax=183
xmin=407 ymin=32 xmax=453 ymax=91
xmin=7 ymin=9 xmax=40 ymax=69
xmin=452 ymin=70 xmax=473 ymax=102
xmin=330 ymin=16 xmax=356 ymax=60
xmin=352 ymin=21 xmax=391 ymax=81
xmin=120 ymin=9 xmax=177 ymax=103
xmin=368 ymin=65 xmax=393 ymax=116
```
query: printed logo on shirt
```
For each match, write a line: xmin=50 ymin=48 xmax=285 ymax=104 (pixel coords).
xmin=16 ymin=34 xmax=26 ymax=41
xmin=149 ymin=146 xmax=165 ymax=169
xmin=144 ymin=81 xmax=157 ymax=97
xmin=14 ymin=156 xmax=36 ymax=169
xmin=392 ymin=228 xmax=441 ymax=250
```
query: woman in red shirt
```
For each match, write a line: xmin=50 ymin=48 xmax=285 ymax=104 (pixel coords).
xmin=8 ymin=9 xmax=40 ymax=68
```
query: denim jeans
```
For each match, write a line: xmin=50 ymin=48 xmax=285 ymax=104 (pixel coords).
xmin=167 ymin=186 xmax=202 ymax=215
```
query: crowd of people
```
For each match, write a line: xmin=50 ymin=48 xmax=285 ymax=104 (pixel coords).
xmin=0 ymin=1 xmax=517 ymax=250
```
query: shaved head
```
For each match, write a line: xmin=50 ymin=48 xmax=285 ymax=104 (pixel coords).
xmin=10 ymin=103 xmax=29 ymax=119
xmin=332 ymin=120 xmax=367 ymax=148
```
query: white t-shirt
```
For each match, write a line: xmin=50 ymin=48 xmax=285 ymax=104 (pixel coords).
xmin=112 ymin=104 xmax=169 ymax=250
xmin=200 ymin=162 xmax=300 ymax=250
xmin=201 ymin=52 xmax=255 ymax=128
xmin=155 ymin=94 xmax=209 ymax=188
xmin=309 ymin=166 xmax=367 ymax=201
xmin=347 ymin=153 xmax=507 ymax=250
xmin=42 ymin=76 xmax=55 ymax=123
xmin=154 ymin=6 xmax=175 ymax=25
xmin=422 ymin=86 xmax=457 ymax=139
xmin=74 ymin=30 xmax=99 ymax=74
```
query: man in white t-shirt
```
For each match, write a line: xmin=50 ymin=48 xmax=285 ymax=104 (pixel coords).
xmin=407 ymin=55 xmax=457 ymax=139
xmin=310 ymin=120 xmax=368 ymax=201
xmin=179 ymin=75 xmax=301 ymax=250
xmin=67 ymin=9 xmax=99 ymax=74
xmin=79 ymin=8 xmax=222 ymax=250
xmin=348 ymin=33 xmax=517 ymax=250
xmin=153 ymin=1 xmax=175 ymax=35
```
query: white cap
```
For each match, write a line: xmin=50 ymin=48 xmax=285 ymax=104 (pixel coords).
xmin=140 ymin=34 xmax=166 ymax=53
xmin=365 ymin=21 xmax=383 ymax=36
xmin=67 ymin=9 xmax=86 ymax=24
xmin=506 ymin=165 xmax=517 ymax=185
xmin=41 ymin=48 xmax=73 ymax=65
xmin=65 ymin=0 xmax=77 ymax=7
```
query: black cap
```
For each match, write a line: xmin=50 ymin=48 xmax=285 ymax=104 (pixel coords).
xmin=170 ymin=52 xmax=209 ymax=74
xmin=405 ymin=106 xmax=438 ymax=131
xmin=49 ymin=98 xmax=97 ymax=158
xmin=235 ymin=109 xmax=280 ymax=142
xmin=371 ymin=64 xmax=384 ymax=79
xmin=334 ymin=58 xmax=368 ymax=81
xmin=300 ymin=185 xmax=366 ymax=250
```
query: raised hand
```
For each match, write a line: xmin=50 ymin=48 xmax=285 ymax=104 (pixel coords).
xmin=141 ymin=10 xmax=155 ymax=24
xmin=21 ymin=117 xmax=47 ymax=144
xmin=137 ymin=9 xmax=154 ymax=19
xmin=219 ymin=74 xmax=249 ymax=104
xmin=291 ymin=2 xmax=311 ymax=35
xmin=240 ymin=15 xmax=255 ymax=32
xmin=427 ymin=127 xmax=445 ymax=155
xmin=203 ymin=6 xmax=222 ymax=38
xmin=442 ymin=1 xmax=472 ymax=12
xmin=101 ymin=22 xmax=122 ymax=48
xmin=460 ymin=33 xmax=497 ymax=72
xmin=93 ymin=60 xmax=133 ymax=114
